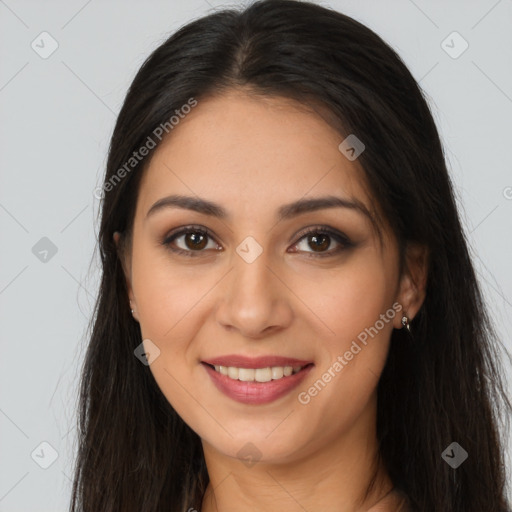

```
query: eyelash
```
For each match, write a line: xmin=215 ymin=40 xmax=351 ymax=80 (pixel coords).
xmin=161 ymin=224 xmax=354 ymax=259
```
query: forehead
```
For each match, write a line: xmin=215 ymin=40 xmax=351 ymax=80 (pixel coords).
xmin=136 ymin=90 xmax=374 ymax=223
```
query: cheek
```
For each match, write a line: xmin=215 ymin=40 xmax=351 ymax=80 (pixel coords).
xmin=129 ymin=244 xmax=221 ymax=429
xmin=304 ymin=259 xmax=397 ymax=418
xmin=131 ymin=242 xmax=215 ymax=344
xmin=293 ymin=250 xmax=397 ymax=411
xmin=335 ymin=273 xmax=391 ymax=348
xmin=294 ymin=248 xmax=396 ymax=349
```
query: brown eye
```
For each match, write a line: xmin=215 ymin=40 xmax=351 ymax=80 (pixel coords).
xmin=307 ymin=233 xmax=331 ymax=252
xmin=162 ymin=226 xmax=220 ymax=257
xmin=291 ymin=226 xmax=353 ymax=258
xmin=183 ymin=231 xmax=208 ymax=250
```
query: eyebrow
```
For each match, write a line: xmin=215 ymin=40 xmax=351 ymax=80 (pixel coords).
xmin=145 ymin=194 xmax=375 ymax=224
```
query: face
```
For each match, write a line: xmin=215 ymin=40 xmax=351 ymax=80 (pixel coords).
xmin=116 ymin=90 xmax=422 ymax=465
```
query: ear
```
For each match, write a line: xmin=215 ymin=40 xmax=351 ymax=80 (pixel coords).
xmin=393 ymin=243 xmax=429 ymax=329
xmin=113 ymin=231 xmax=139 ymax=322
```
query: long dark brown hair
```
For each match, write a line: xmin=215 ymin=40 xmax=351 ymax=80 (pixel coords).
xmin=70 ymin=1 xmax=512 ymax=510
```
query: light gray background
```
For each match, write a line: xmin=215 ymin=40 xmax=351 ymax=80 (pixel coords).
xmin=1 ymin=0 xmax=511 ymax=510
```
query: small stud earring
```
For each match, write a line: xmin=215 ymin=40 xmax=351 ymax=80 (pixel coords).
xmin=401 ymin=315 xmax=411 ymax=332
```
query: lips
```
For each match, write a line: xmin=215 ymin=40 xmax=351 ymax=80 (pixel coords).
xmin=201 ymin=354 xmax=314 ymax=405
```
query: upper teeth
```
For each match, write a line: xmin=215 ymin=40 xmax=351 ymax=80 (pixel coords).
xmin=213 ymin=365 xmax=303 ymax=382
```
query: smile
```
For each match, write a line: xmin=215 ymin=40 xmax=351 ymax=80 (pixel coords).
xmin=201 ymin=356 xmax=314 ymax=405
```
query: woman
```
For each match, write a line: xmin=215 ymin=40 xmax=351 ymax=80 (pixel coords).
xmin=70 ymin=1 xmax=512 ymax=511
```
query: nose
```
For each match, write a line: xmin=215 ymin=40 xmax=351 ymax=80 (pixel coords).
xmin=214 ymin=247 xmax=294 ymax=340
